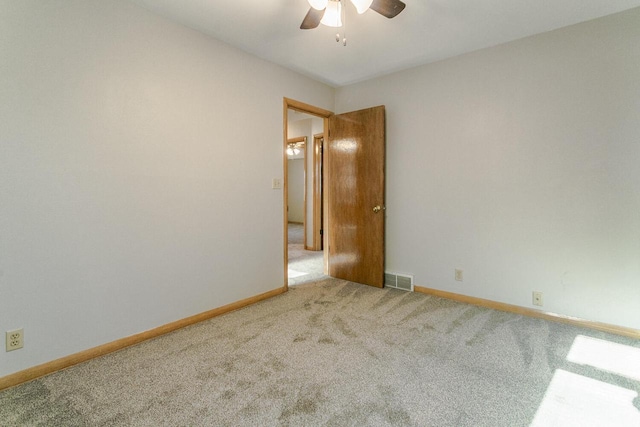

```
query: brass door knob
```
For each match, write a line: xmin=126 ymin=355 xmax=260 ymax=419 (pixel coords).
xmin=373 ymin=205 xmax=382 ymax=213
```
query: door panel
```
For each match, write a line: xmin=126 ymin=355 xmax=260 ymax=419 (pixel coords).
xmin=327 ymin=106 xmax=385 ymax=287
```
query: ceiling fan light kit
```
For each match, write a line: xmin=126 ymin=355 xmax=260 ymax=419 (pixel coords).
xmin=350 ymin=0 xmax=374 ymax=14
xmin=308 ymin=0 xmax=373 ymax=15
xmin=308 ymin=0 xmax=329 ymax=10
xmin=320 ymin=0 xmax=342 ymax=28
xmin=301 ymin=0 xmax=406 ymax=45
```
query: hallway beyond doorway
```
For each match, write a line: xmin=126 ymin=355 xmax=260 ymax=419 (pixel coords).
xmin=287 ymin=223 xmax=326 ymax=286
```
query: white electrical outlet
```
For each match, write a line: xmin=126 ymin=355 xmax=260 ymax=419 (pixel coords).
xmin=272 ymin=178 xmax=282 ymax=189
xmin=455 ymin=269 xmax=463 ymax=281
xmin=6 ymin=328 xmax=24 ymax=351
xmin=532 ymin=291 xmax=543 ymax=307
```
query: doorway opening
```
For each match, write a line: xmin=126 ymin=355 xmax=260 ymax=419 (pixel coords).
xmin=283 ymin=99 xmax=332 ymax=288
xmin=283 ymin=99 xmax=387 ymax=289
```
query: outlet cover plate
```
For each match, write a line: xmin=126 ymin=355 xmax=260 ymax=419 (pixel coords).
xmin=532 ymin=291 xmax=543 ymax=307
xmin=6 ymin=328 xmax=24 ymax=351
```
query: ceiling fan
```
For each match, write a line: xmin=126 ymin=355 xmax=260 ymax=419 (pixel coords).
xmin=300 ymin=0 xmax=406 ymax=30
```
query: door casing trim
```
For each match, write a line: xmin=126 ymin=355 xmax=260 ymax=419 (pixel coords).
xmin=311 ymin=133 xmax=324 ymax=252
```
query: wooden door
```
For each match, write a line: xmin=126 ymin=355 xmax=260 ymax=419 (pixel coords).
xmin=327 ymin=106 xmax=385 ymax=287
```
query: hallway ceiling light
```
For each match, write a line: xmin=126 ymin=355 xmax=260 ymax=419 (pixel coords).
xmin=287 ymin=143 xmax=302 ymax=156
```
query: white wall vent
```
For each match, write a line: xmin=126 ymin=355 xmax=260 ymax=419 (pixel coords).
xmin=384 ymin=272 xmax=414 ymax=292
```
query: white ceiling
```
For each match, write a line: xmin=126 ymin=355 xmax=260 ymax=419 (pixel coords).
xmin=128 ymin=0 xmax=640 ymax=87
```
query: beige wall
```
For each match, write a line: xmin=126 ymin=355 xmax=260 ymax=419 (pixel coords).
xmin=336 ymin=8 xmax=640 ymax=329
xmin=0 ymin=0 xmax=334 ymax=377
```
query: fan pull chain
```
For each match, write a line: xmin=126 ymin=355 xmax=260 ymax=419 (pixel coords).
xmin=331 ymin=1 xmax=347 ymax=47
xmin=335 ymin=0 xmax=341 ymax=42
xmin=342 ymin=0 xmax=347 ymax=46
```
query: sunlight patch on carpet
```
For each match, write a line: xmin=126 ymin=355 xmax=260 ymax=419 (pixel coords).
xmin=288 ymin=269 xmax=309 ymax=278
xmin=531 ymin=369 xmax=640 ymax=426
xmin=566 ymin=335 xmax=640 ymax=382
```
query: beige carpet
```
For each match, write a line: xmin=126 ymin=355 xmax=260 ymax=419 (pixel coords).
xmin=1 ymin=278 xmax=639 ymax=426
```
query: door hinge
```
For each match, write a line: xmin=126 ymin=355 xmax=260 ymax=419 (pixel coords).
xmin=320 ymin=229 xmax=323 ymax=235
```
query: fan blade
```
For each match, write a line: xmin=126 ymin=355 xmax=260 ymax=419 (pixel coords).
xmin=370 ymin=0 xmax=406 ymax=18
xmin=300 ymin=7 xmax=326 ymax=29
